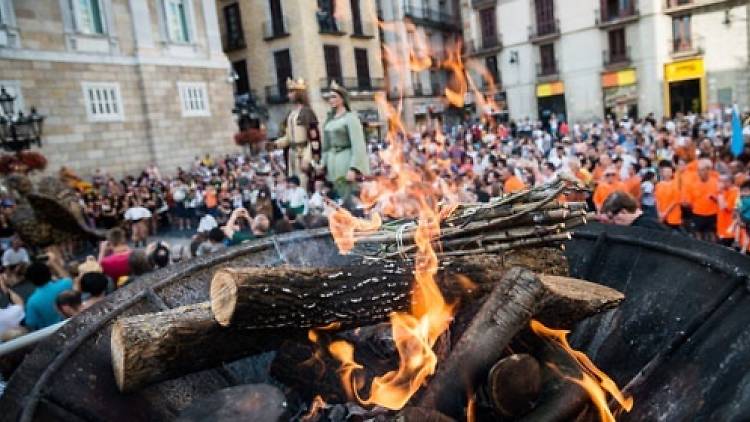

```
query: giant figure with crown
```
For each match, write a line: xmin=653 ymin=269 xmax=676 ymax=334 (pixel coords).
xmin=273 ymin=78 xmax=322 ymax=189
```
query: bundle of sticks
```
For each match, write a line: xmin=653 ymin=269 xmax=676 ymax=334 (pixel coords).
xmin=350 ymin=177 xmax=590 ymax=259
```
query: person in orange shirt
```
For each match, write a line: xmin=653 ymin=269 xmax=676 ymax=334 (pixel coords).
xmin=623 ymin=163 xmax=642 ymax=203
xmin=592 ymin=154 xmax=613 ymax=182
xmin=593 ymin=167 xmax=626 ymax=213
xmin=684 ymin=159 xmax=719 ymax=242
xmin=654 ymin=162 xmax=682 ymax=230
xmin=716 ymin=174 xmax=739 ymax=246
xmin=501 ymin=166 xmax=526 ymax=193
xmin=204 ymin=186 xmax=218 ymax=215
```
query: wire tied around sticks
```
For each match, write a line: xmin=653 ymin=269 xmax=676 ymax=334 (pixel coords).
xmin=396 ymin=221 xmax=416 ymax=260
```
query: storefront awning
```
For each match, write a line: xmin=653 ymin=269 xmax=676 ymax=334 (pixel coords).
xmin=664 ymin=58 xmax=704 ymax=83
xmin=536 ymin=81 xmax=564 ymax=98
xmin=602 ymin=69 xmax=636 ymax=88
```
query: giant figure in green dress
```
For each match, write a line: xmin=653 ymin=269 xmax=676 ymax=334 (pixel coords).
xmin=322 ymin=81 xmax=370 ymax=198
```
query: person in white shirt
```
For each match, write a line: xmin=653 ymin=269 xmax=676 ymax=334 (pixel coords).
xmin=2 ymin=237 xmax=29 ymax=269
xmin=283 ymin=176 xmax=308 ymax=216
xmin=307 ymin=180 xmax=327 ymax=215
xmin=123 ymin=201 xmax=152 ymax=247
xmin=197 ymin=213 xmax=218 ymax=234
xmin=0 ymin=275 xmax=25 ymax=341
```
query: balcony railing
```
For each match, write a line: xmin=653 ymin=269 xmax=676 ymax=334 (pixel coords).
xmin=222 ymin=33 xmax=246 ymax=52
xmin=351 ymin=20 xmax=376 ymax=38
xmin=465 ymin=34 xmax=503 ymax=55
xmin=413 ymin=82 xmax=425 ymax=97
xmin=602 ymin=46 xmax=631 ymax=68
xmin=265 ymin=85 xmax=289 ymax=104
xmin=263 ymin=16 xmax=289 ymax=40
xmin=664 ymin=0 xmax=696 ymax=12
xmin=596 ymin=1 xmax=639 ymax=26
xmin=320 ymin=77 xmax=385 ymax=93
xmin=479 ymin=75 xmax=502 ymax=91
xmin=536 ymin=60 xmax=559 ymax=78
xmin=669 ymin=35 xmax=704 ymax=57
xmin=318 ymin=15 xmax=346 ymax=35
xmin=431 ymin=82 xmax=443 ymax=96
xmin=663 ymin=0 xmax=732 ymax=13
xmin=403 ymin=1 xmax=460 ymax=29
xmin=529 ymin=19 xmax=560 ymax=42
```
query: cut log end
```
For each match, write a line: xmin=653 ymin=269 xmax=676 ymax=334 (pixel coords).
xmin=210 ymin=270 xmax=239 ymax=327
xmin=110 ymin=321 xmax=127 ymax=392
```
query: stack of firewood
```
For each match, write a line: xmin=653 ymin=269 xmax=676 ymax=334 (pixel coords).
xmin=108 ymin=178 xmax=632 ymax=421
xmin=350 ymin=177 xmax=589 ymax=259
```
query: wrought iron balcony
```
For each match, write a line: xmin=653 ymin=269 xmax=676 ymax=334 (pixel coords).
xmin=222 ymin=33 xmax=246 ymax=52
xmin=596 ymin=0 xmax=640 ymax=27
xmin=264 ymin=85 xmax=289 ymax=104
xmin=669 ymin=35 xmax=704 ymax=57
xmin=351 ymin=20 xmax=376 ymax=38
xmin=464 ymin=34 xmax=503 ymax=56
xmin=402 ymin=1 xmax=460 ymax=30
xmin=262 ymin=17 xmax=289 ymax=40
xmin=602 ymin=47 xmax=631 ymax=69
xmin=663 ymin=0 xmax=737 ymax=14
xmin=318 ymin=14 xmax=346 ymax=35
xmin=536 ymin=60 xmax=559 ymax=79
xmin=529 ymin=19 xmax=560 ymax=43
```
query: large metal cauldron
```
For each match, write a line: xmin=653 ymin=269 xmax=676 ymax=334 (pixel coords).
xmin=1 ymin=223 xmax=749 ymax=421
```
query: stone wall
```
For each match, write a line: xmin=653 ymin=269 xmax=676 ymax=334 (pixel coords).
xmin=0 ymin=58 xmax=237 ymax=176
xmin=0 ymin=0 xmax=238 ymax=177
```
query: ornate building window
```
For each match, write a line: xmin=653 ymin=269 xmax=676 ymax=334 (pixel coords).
xmin=164 ymin=0 xmax=192 ymax=43
xmin=70 ymin=0 xmax=106 ymax=35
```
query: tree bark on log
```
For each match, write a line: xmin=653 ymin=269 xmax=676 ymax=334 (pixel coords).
xmin=112 ymin=254 xmax=621 ymax=394
xmin=416 ymin=269 xmax=624 ymax=419
xmin=209 ymin=254 xmax=573 ymax=330
xmin=110 ymin=303 xmax=302 ymax=393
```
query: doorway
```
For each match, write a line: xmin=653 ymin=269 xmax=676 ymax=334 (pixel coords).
xmin=669 ymin=78 xmax=701 ymax=116
xmin=537 ymin=94 xmax=566 ymax=130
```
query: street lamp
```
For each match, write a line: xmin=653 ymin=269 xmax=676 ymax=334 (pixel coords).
xmin=0 ymin=86 xmax=44 ymax=153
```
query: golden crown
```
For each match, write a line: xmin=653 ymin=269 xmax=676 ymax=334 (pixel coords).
xmin=329 ymin=79 xmax=344 ymax=92
xmin=286 ymin=77 xmax=307 ymax=91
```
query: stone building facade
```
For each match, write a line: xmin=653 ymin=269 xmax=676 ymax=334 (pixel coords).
xmin=378 ymin=0 xmax=464 ymax=128
xmin=0 ymin=0 xmax=237 ymax=176
xmin=217 ymin=0 xmax=385 ymax=138
xmin=462 ymin=0 xmax=750 ymax=124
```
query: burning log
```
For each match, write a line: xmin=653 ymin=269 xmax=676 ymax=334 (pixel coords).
xmin=111 ymin=253 xmax=569 ymax=392
xmin=416 ymin=269 xmax=623 ymax=419
xmin=175 ymin=384 xmax=289 ymax=422
xmin=485 ymin=354 xmax=542 ymax=418
xmin=208 ymin=254 xmax=574 ymax=330
xmin=110 ymin=303 xmax=297 ymax=393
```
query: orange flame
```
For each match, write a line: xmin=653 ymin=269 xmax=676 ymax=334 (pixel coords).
xmin=530 ymin=320 xmax=634 ymax=422
xmin=442 ymin=41 xmax=467 ymax=107
xmin=467 ymin=391 xmax=477 ymax=422
xmin=324 ymin=14 xmax=520 ymax=411
xmin=328 ymin=209 xmax=382 ymax=254
xmin=301 ymin=395 xmax=327 ymax=422
xmin=325 ymin=18 xmax=462 ymax=411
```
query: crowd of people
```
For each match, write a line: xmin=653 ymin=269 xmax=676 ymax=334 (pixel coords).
xmin=1 ymin=107 xmax=750 ymax=351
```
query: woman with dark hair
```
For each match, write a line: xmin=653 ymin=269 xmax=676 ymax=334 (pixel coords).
xmin=322 ymin=81 xmax=370 ymax=198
